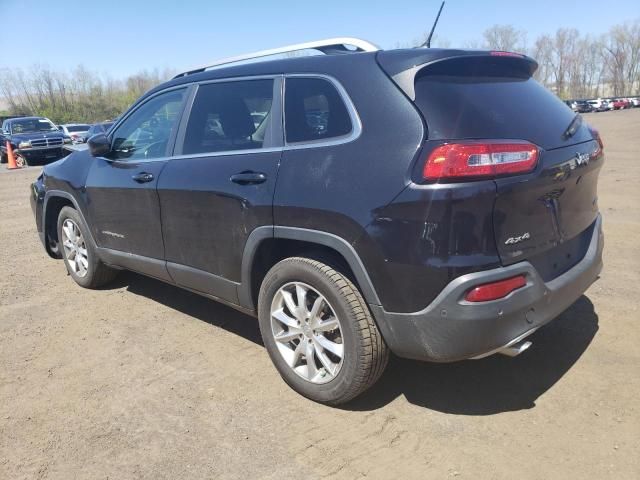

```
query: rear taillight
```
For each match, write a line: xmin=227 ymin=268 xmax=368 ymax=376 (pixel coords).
xmin=464 ymin=275 xmax=527 ymax=302
xmin=423 ymin=141 xmax=538 ymax=181
xmin=589 ymin=127 xmax=604 ymax=152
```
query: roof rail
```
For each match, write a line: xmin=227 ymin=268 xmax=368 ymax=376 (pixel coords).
xmin=173 ymin=37 xmax=380 ymax=79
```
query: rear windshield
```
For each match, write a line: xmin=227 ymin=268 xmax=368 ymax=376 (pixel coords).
xmin=413 ymin=58 xmax=592 ymax=149
xmin=66 ymin=125 xmax=90 ymax=132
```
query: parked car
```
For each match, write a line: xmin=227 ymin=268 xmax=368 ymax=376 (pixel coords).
xmin=59 ymin=124 xmax=91 ymax=143
xmin=571 ymin=100 xmax=593 ymax=113
xmin=631 ymin=98 xmax=640 ymax=107
xmin=30 ymin=40 xmax=604 ymax=404
xmin=587 ymin=99 xmax=608 ymax=112
xmin=0 ymin=116 xmax=68 ymax=166
xmin=612 ymin=98 xmax=627 ymax=110
xmin=82 ymin=122 xmax=115 ymax=143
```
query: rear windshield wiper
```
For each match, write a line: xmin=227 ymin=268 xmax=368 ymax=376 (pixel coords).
xmin=563 ymin=114 xmax=582 ymax=140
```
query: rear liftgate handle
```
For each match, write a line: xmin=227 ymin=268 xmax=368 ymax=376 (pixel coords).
xmin=230 ymin=171 xmax=267 ymax=185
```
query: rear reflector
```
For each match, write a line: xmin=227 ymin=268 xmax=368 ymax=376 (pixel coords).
xmin=464 ymin=275 xmax=527 ymax=302
xmin=423 ymin=141 xmax=538 ymax=180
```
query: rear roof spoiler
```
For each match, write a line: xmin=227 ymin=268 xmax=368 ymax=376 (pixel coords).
xmin=376 ymin=49 xmax=538 ymax=100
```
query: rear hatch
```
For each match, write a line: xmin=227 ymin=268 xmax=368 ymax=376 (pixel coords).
xmin=380 ymin=52 xmax=603 ymax=278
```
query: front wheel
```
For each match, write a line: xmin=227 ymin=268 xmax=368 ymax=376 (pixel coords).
xmin=14 ymin=153 xmax=28 ymax=167
xmin=258 ymin=257 xmax=388 ymax=405
xmin=57 ymin=206 xmax=117 ymax=288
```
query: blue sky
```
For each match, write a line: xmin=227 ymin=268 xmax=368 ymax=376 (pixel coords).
xmin=1 ymin=0 xmax=638 ymax=78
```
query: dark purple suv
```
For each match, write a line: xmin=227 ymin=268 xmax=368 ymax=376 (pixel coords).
xmin=30 ymin=39 xmax=604 ymax=404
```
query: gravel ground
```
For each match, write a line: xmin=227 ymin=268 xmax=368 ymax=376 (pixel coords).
xmin=1 ymin=109 xmax=639 ymax=479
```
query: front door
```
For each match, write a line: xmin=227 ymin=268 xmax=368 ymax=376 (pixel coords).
xmin=85 ymin=87 xmax=188 ymax=263
xmin=157 ymin=78 xmax=282 ymax=302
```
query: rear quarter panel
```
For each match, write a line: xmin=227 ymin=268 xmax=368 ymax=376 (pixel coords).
xmin=274 ymin=54 xmax=425 ymax=290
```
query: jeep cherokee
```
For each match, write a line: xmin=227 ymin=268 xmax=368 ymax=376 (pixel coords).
xmin=30 ymin=38 xmax=604 ymax=405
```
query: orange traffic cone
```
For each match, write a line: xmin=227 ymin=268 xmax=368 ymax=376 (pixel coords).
xmin=5 ymin=141 xmax=21 ymax=170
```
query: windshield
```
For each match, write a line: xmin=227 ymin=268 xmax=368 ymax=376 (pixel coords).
xmin=10 ymin=118 xmax=58 ymax=134
xmin=66 ymin=125 xmax=90 ymax=132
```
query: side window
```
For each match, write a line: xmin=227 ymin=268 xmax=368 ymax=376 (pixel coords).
xmin=110 ymin=88 xmax=186 ymax=161
xmin=284 ymin=77 xmax=352 ymax=143
xmin=182 ymin=79 xmax=274 ymax=155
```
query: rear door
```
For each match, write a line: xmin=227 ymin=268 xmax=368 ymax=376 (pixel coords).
xmin=85 ymin=87 xmax=189 ymax=267
xmin=157 ymin=77 xmax=282 ymax=302
xmin=412 ymin=56 xmax=603 ymax=273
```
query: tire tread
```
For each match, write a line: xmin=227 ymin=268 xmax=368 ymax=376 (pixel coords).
xmin=261 ymin=256 xmax=388 ymax=405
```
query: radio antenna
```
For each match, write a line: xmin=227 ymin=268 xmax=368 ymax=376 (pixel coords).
xmin=422 ymin=1 xmax=446 ymax=48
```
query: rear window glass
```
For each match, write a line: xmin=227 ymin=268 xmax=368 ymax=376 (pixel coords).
xmin=182 ymin=79 xmax=274 ymax=155
xmin=413 ymin=58 xmax=592 ymax=149
xmin=284 ymin=77 xmax=352 ymax=143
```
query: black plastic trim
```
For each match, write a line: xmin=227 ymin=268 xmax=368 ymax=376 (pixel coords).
xmin=238 ymin=226 xmax=382 ymax=311
xmin=43 ymin=190 xmax=95 ymax=248
xmin=97 ymin=247 xmax=172 ymax=283
xmin=373 ymin=215 xmax=603 ymax=362
xmin=167 ymin=261 xmax=239 ymax=304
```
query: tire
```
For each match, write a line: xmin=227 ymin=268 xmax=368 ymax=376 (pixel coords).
xmin=57 ymin=206 xmax=117 ymax=288
xmin=0 ymin=152 xmax=6 ymax=164
xmin=14 ymin=153 xmax=29 ymax=167
xmin=258 ymin=257 xmax=388 ymax=405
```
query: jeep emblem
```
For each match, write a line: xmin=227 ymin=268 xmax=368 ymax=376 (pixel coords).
xmin=575 ymin=152 xmax=590 ymax=166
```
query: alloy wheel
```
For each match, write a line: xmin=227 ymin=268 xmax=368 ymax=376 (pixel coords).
xmin=14 ymin=154 xmax=27 ymax=168
xmin=270 ymin=282 xmax=344 ymax=384
xmin=61 ymin=219 xmax=89 ymax=278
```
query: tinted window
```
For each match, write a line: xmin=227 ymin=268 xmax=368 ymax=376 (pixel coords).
xmin=66 ymin=125 xmax=90 ymax=132
xmin=413 ymin=58 xmax=592 ymax=150
xmin=284 ymin=77 xmax=352 ymax=143
xmin=182 ymin=79 xmax=274 ymax=155
xmin=110 ymin=89 xmax=185 ymax=161
xmin=10 ymin=118 xmax=57 ymax=134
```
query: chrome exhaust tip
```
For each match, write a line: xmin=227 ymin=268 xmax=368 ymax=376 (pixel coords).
xmin=497 ymin=340 xmax=532 ymax=357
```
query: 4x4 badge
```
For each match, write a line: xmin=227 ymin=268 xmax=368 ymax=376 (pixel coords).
xmin=505 ymin=232 xmax=531 ymax=245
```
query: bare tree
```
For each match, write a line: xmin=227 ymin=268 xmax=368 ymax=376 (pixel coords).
xmin=482 ymin=24 xmax=526 ymax=52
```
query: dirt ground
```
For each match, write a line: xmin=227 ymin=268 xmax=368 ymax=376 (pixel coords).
xmin=1 ymin=109 xmax=639 ymax=480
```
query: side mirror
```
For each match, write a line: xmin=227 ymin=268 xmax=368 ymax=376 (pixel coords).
xmin=88 ymin=133 xmax=110 ymax=157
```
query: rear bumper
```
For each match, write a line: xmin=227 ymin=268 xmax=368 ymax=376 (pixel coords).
xmin=370 ymin=214 xmax=603 ymax=362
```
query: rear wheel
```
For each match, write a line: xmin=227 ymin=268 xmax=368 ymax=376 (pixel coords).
xmin=258 ymin=257 xmax=388 ymax=405
xmin=57 ymin=206 xmax=117 ymax=288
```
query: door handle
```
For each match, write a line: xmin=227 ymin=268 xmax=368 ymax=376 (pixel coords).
xmin=132 ymin=172 xmax=154 ymax=183
xmin=230 ymin=171 xmax=267 ymax=185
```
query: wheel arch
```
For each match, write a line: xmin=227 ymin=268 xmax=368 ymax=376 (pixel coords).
xmin=43 ymin=190 xmax=96 ymax=257
xmin=239 ymin=226 xmax=382 ymax=312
